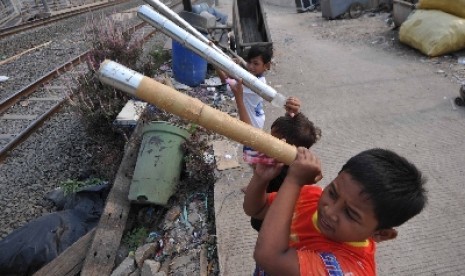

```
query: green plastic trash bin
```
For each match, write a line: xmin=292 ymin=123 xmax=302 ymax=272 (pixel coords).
xmin=129 ymin=121 xmax=190 ymax=206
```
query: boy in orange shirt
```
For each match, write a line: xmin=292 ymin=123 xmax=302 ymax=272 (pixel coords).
xmin=244 ymin=148 xmax=427 ymax=275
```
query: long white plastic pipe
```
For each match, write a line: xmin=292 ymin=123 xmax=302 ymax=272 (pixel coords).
xmin=143 ymin=0 xmax=230 ymax=58
xmin=137 ymin=5 xmax=286 ymax=106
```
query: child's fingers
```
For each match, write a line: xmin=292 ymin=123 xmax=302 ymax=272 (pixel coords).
xmin=294 ymin=148 xmax=322 ymax=183
xmin=285 ymin=97 xmax=301 ymax=117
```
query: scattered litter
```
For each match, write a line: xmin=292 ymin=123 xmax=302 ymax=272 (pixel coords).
xmin=204 ymin=77 xmax=222 ymax=86
xmin=159 ymin=64 xmax=171 ymax=71
xmin=436 ymin=70 xmax=445 ymax=74
xmin=171 ymin=78 xmax=193 ymax=91
xmin=458 ymin=57 xmax=465 ymax=65
xmin=203 ymin=152 xmax=215 ymax=164
xmin=0 ymin=76 xmax=9 ymax=82
xmin=19 ymin=100 xmax=29 ymax=107
xmin=371 ymin=37 xmax=385 ymax=44
xmin=114 ymin=100 xmax=147 ymax=127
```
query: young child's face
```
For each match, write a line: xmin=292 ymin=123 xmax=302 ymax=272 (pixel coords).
xmin=317 ymin=171 xmax=379 ymax=242
xmin=247 ymin=56 xmax=269 ymax=77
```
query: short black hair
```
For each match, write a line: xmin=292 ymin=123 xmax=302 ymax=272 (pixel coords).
xmin=246 ymin=45 xmax=273 ymax=64
xmin=270 ymin=113 xmax=321 ymax=148
xmin=340 ymin=149 xmax=427 ymax=229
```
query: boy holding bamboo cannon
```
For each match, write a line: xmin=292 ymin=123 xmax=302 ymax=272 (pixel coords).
xmin=244 ymin=148 xmax=428 ymax=275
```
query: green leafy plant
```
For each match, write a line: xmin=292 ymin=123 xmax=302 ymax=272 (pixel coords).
xmin=59 ymin=178 xmax=102 ymax=196
xmin=122 ymin=227 xmax=149 ymax=252
xmin=141 ymin=46 xmax=172 ymax=77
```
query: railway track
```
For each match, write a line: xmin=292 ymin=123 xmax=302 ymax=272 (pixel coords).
xmin=0 ymin=0 xmax=129 ymax=40
xmin=0 ymin=0 xmax=186 ymax=161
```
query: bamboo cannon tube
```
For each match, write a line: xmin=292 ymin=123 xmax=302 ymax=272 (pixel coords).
xmin=98 ymin=60 xmax=297 ymax=165
xmin=137 ymin=5 xmax=287 ymax=107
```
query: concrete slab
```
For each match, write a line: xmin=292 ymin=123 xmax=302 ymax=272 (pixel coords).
xmin=214 ymin=164 xmax=257 ymax=276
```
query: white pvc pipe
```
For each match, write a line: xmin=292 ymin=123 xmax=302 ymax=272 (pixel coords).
xmin=137 ymin=5 xmax=286 ymax=107
xmin=143 ymin=0 xmax=228 ymax=58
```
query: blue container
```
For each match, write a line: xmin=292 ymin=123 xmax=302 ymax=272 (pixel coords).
xmin=172 ymin=40 xmax=207 ymax=87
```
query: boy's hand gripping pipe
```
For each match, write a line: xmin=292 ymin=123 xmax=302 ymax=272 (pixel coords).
xmin=137 ymin=5 xmax=287 ymax=108
xmin=98 ymin=60 xmax=296 ymax=165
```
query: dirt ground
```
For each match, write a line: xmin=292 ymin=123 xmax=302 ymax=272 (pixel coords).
xmin=267 ymin=9 xmax=465 ymax=95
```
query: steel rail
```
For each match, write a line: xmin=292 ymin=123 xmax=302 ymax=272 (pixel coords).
xmin=0 ymin=21 xmax=160 ymax=160
xmin=0 ymin=0 xmax=129 ymax=40
xmin=0 ymin=19 xmax=152 ymax=115
xmin=0 ymin=100 xmax=64 ymax=161
xmin=0 ymin=53 xmax=89 ymax=114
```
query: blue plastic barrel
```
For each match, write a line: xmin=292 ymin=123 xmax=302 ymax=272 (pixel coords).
xmin=172 ymin=40 xmax=207 ymax=87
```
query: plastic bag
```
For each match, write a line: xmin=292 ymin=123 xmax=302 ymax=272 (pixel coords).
xmin=417 ymin=0 xmax=465 ymax=19
xmin=399 ymin=10 xmax=465 ymax=57
xmin=0 ymin=184 xmax=109 ymax=275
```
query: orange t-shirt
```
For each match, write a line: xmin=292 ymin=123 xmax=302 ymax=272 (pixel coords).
xmin=267 ymin=185 xmax=376 ymax=276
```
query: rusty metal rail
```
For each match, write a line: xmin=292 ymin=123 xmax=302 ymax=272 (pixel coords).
xmin=0 ymin=21 xmax=157 ymax=161
xmin=0 ymin=0 xmax=128 ymax=40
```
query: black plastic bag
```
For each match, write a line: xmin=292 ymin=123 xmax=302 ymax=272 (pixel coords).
xmin=0 ymin=184 xmax=109 ymax=275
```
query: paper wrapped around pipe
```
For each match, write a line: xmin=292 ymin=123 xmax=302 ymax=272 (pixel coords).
xmin=137 ymin=5 xmax=287 ymax=108
xmin=98 ymin=60 xmax=297 ymax=165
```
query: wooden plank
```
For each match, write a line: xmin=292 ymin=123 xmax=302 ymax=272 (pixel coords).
xmin=33 ymin=228 xmax=96 ymax=276
xmin=0 ymin=41 xmax=51 ymax=66
xmin=28 ymin=97 xmax=62 ymax=101
xmin=80 ymin=118 xmax=145 ymax=276
xmin=1 ymin=114 xmax=37 ymax=120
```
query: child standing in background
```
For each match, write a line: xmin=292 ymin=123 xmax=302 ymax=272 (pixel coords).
xmin=216 ymin=45 xmax=303 ymax=164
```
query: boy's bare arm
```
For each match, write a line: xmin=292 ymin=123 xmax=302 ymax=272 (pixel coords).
xmin=216 ymin=68 xmax=229 ymax=83
xmin=243 ymin=163 xmax=283 ymax=219
xmin=230 ymin=79 xmax=252 ymax=125
xmin=254 ymin=148 xmax=321 ymax=275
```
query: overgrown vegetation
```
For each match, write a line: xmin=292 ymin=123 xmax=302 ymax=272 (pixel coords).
xmin=69 ymin=15 xmax=219 ymax=274
xmin=71 ymin=18 xmax=143 ymax=134
xmin=121 ymin=227 xmax=149 ymax=252
xmin=59 ymin=178 xmax=103 ymax=196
